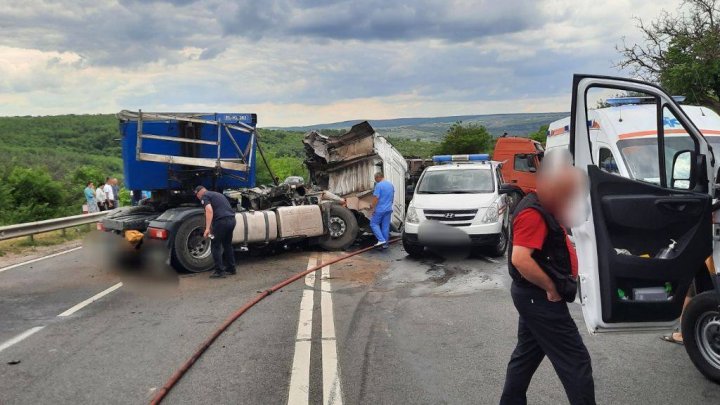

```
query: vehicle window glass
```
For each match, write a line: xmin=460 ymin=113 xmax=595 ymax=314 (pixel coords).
xmin=513 ymin=154 xmax=536 ymax=172
xmin=416 ymin=169 xmax=494 ymax=194
xmin=598 ymin=147 xmax=619 ymax=174
xmin=662 ymin=106 xmax=696 ymax=189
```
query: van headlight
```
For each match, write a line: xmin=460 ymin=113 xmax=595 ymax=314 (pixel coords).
xmin=481 ymin=202 xmax=500 ymax=224
xmin=406 ymin=206 xmax=420 ymax=224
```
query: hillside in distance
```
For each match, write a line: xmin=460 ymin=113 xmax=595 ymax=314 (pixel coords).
xmin=275 ymin=112 xmax=568 ymax=140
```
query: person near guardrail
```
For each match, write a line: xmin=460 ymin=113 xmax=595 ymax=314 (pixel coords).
xmin=84 ymin=182 xmax=99 ymax=213
xmin=111 ymin=178 xmax=120 ymax=208
xmin=194 ymin=186 xmax=237 ymax=279
xmin=370 ymin=172 xmax=394 ymax=249
xmin=95 ymin=183 xmax=107 ymax=211
xmin=103 ymin=178 xmax=115 ymax=210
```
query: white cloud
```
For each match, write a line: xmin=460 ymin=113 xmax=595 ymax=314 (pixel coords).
xmin=0 ymin=0 xmax=686 ymax=126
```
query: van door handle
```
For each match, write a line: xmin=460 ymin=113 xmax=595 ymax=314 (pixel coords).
xmin=655 ymin=198 xmax=698 ymax=213
xmin=511 ymin=180 xmax=518 ymax=183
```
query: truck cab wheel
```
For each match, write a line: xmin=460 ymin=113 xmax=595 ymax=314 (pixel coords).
xmin=172 ymin=215 xmax=215 ymax=273
xmin=318 ymin=205 xmax=359 ymax=251
xmin=682 ymin=291 xmax=720 ymax=383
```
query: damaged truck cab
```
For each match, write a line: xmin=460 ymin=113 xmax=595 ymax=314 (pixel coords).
xmin=101 ymin=114 xmax=406 ymax=273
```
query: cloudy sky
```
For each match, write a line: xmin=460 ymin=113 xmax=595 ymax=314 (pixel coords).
xmin=0 ymin=0 xmax=680 ymax=126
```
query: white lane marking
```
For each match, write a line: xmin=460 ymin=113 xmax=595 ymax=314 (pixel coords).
xmin=57 ymin=282 xmax=123 ymax=317
xmin=0 ymin=247 xmax=83 ymax=274
xmin=287 ymin=254 xmax=317 ymax=405
xmin=0 ymin=326 xmax=45 ymax=353
xmin=320 ymin=255 xmax=344 ymax=405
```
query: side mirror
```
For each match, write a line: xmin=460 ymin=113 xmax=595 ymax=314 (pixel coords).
xmin=671 ymin=149 xmax=695 ymax=190
xmin=528 ymin=166 xmax=537 ymax=173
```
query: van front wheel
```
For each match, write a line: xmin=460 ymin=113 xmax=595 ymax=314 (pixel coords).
xmin=402 ymin=234 xmax=424 ymax=258
xmin=682 ymin=291 xmax=720 ymax=383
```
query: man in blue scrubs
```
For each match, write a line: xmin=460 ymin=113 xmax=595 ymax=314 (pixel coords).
xmin=370 ymin=172 xmax=395 ymax=248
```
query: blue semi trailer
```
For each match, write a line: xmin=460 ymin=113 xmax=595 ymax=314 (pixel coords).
xmin=100 ymin=113 xmax=407 ymax=273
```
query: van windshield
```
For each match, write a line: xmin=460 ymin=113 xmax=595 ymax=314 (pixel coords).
xmin=416 ymin=169 xmax=494 ymax=194
xmin=617 ymin=136 xmax=720 ymax=184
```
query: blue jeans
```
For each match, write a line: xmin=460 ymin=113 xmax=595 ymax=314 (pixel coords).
xmin=370 ymin=210 xmax=392 ymax=243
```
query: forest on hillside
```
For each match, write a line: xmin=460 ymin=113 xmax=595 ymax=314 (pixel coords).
xmin=0 ymin=114 xmax=439 ymax=225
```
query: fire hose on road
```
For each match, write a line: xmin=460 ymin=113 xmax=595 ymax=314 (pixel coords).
xmin=150 ymin=238 xmax=400 ymax=404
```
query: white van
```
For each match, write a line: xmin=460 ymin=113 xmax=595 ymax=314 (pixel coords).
xmin=546 ymin=99 xmax=720 ymax=183
xmin=402 ymin=154 xmax=510 ymax=257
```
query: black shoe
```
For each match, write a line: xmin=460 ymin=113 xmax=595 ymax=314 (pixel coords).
xmin=209 ymin=271 xmax=226 ymax=279
xmin=225 ymin=268 xmax=237 ymax=275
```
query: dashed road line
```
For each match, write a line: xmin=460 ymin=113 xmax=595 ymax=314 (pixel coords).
xmin=320 ymin=254 xmax=343 ymax=405
xmin=0 ymin=326 xmax=45 ymax=353
xmin=288 ymin=254 xmax=318 ymax=405
xmin=57 ymin=282 xmax=123 ymax=317
xmin=0 ymin=247 xmax=83 ymax=274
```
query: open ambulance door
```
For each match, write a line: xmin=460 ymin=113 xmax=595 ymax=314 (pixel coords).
xmin=571 ymin=74 xmax=715 ymax=333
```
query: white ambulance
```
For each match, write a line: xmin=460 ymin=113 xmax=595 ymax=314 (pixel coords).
xmin=545 ymin=97 xmax=720 ymax=184
xmin=565 ymin=75 xmax=720 ymax=384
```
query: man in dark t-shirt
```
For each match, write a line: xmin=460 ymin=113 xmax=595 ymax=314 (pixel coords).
xmin=194 ymin=186 xmax=237 ymax=279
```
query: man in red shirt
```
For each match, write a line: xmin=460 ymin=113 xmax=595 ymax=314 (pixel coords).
xmin=500 ymin=167 xmax=595 ymax=405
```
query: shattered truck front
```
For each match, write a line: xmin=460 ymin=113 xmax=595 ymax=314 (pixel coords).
xmin=303 ymin=121 xmax=407 ymax=231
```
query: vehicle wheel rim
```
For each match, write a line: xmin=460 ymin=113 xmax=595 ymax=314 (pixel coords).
xmin=497 ymin=228 xmax=507 ymax=251
xmin=695 ymin=310 xmax=720 ymax=369
xmin=187 ymin=226 xmax=212 ymax=259
xmin=328 ymin=216 xmax=347 ymax=238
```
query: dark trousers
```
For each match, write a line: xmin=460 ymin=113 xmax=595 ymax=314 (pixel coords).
xmin=500 ymin=283 xmax=595 ymax=405
xmin=211 ymin=217 xmax=236 ymax=273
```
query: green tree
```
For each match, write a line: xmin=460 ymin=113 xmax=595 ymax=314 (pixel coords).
xmin=3 ymin=167 xmax=66 ymax=224
xmin=436 ymin=122 xmax=493 ymax=155
xmin=617 ymin=0 xmax=720 ymax=111
xmin=528 ymin=124 xmax=549 ymax=145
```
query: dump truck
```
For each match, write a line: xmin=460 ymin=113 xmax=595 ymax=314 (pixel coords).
xmin=101 ymin=113 xmax=406 ymax=273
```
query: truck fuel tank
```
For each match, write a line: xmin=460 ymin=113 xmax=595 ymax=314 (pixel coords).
xmin=232 ymin=211 xmax=279 ymax=244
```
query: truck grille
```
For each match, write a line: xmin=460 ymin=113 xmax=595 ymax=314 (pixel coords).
xmin=423 ymin=209 xmax=477 ymax=226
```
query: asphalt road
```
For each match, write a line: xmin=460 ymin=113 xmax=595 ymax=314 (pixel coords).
xmin=1 ymin=236 xmax=719 ymax=404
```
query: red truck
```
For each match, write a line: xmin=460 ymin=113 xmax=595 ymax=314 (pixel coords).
xmin=491 ymin=136 xmax=544 ymax=209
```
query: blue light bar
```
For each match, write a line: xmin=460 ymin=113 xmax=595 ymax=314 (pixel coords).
xmin=432 ymin=154 xmax=490 ymax=163
xmin=605 ymin=95 xmax=686 ymax=106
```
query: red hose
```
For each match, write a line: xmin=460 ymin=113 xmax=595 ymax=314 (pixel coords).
xmin=150 ymin=238 xmax=399 ymax=404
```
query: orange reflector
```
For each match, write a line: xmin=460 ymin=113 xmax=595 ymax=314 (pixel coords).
xmin=148 ymin=227 xmax=168 ymax=240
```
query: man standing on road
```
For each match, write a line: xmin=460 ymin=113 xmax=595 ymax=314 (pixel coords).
xmin=103 ymin=178 xmax=115 ymax=210
xmin=194 ymin=186 xmax=237 ymax=279
xmin=500 ymin=166 xmax=595 ymax=405
xmin=370 ymin=172 xmax=394 ymax=248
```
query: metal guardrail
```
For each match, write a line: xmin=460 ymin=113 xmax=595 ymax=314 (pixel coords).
xmin=0 ymin=211 xmax=109 ymax=241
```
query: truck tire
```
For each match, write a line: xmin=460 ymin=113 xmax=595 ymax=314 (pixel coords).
xmin=487 ymin=226 xmax=509 ymax=257
xmin=318 ymin=205 xmax=359 ymax=251
xmin=402 ymin=233 xmax=424 ymax=258
xmin=172 ymin=215 xmax=215 ymax=273
xmin=682 ymin=291 xmax=720 ymax=383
